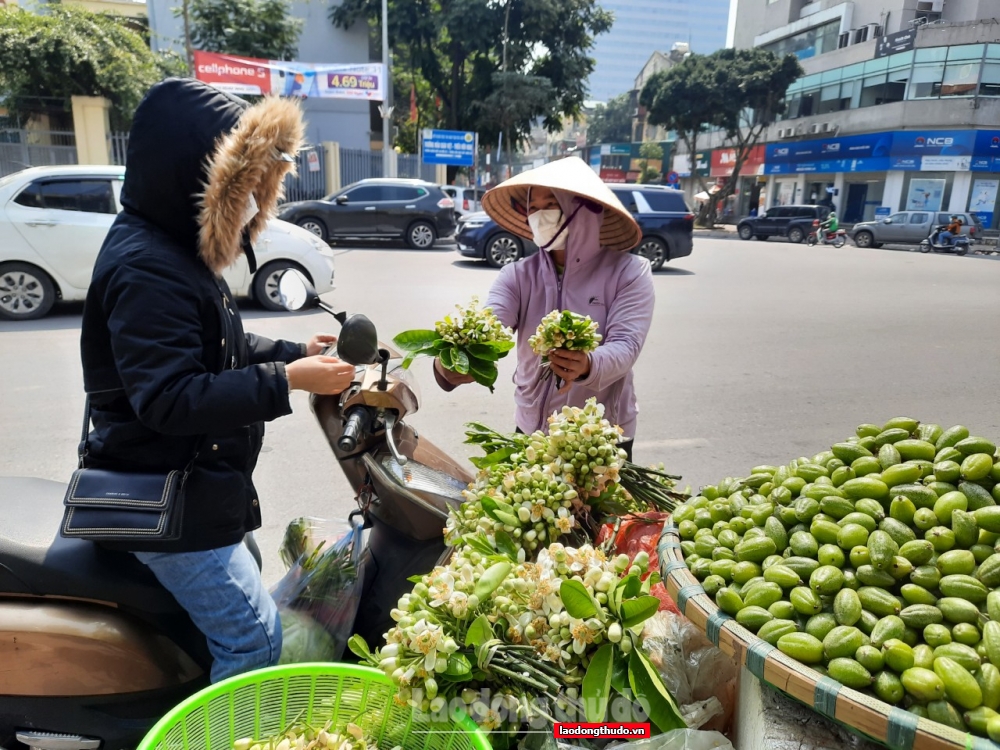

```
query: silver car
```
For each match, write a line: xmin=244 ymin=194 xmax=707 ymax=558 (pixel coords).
xmin=851 ymin=211 xmax=984 ymax=248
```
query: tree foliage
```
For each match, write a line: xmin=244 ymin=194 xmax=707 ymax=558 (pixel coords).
xmin=586 ymin=92 xmax=632 ymax=144
xmin=641 ymin=47 xmax=802 ymax=225
xmin=183 ymin=0 xmax=303 ymax=61
xmin=331 ymin=0 xmax=612 ymax=151
xmin=0 ymin=6 xmax=184 ymax=128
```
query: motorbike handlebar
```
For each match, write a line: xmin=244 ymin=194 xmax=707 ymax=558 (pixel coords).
xmin=338 ymin=407 xmax=371 ymax=452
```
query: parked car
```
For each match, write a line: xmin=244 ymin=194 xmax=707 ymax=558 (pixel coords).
xmin=457 ymin=184 xmax=694 ymax=271
xmin=737 ymin=204 xmax=832 ymax=243
xmin=440 ymin=185 xmax=483 ymax=216
xmin=277 ymin=178 xmax=457 ymax=249
xmin=0 ymin=165 xmax=335 ymax=321
xmin=850 ymin=211 xmax=984 ymax=248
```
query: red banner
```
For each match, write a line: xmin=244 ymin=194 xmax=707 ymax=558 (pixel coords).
xmin=710 ymin=145 xmax=766 ymax=177
xmin=193 ymin=51 xmax=271 ymax=95
xmin=600 ymin=168 xmax=627 ymax=183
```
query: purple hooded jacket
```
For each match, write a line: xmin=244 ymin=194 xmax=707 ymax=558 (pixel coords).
xmin=485 ymin=190 xmax=655 ymax=438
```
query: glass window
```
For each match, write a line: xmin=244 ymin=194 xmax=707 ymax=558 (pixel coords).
xmin=799 ymin=74 xmax=822 ymax=90
xmin=988 ymin=44 xmax=1000 ymax=61
xmin=821 ymin=69 xmax=841 ymax=84
xmin=980 ymin=62 xmax=1000 ymax=96
xmin=908 ymin=63 xmax=945 ymax=99
xmin=887 ymin=50 xmax=914 ymax=70
xmin=841 ymin=63 xmax=865 ymax=82
xmin=799 ymin=88 xmax=819 ymax=117
xmin=13 ymin=181 xmax=43 ymax=208
xmin=441 ymin=187 xmax=456 ymax=197
xmin=941 ymin=61 xmax=980 ymax=97
xmin=864 ymin=57 xmax=890 ymax=74
xmin=937 ymin=213 xmax=953 ymax=224
xmin=40 ymin=180 xmax=116 ymax=214
xmin=343 ymin=185 xmax=385 ymax=201
xmin=915 ymin=47 xmax=948 ymax=63
xmin=889 ymin=213 xmax=907 ymax=223
xmin=612 ymin=190 xmax=639 ymax=212
xmin=860 ymin=74 xmax=887 ymax=107
xmin=383 ymin=186 xmax=423 ymax=201
xmin=909 ymin=212 xmax=929 ymax=224
xmin=885 ymin=67 xmax=910 ymax=103
xmin=642 ymin=190 xmax=688 ymax=212
xmin=948 ymin=44 xmax=984 ymax=61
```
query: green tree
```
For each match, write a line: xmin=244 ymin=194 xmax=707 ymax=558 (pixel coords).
xmin=641 ymin=48 xmax=802 ymax=226
xmin=0 ymin=6 xmax=184 ymax=128
xmin=586 ymin=92 xmax=632 ymax=144
xmin=181 ymin=0 xmax=302 ymax=61
xmin=331 ymin=0 xmax=612 ymax=153
xmin=636 ymin=141 xmax=663 ymax=184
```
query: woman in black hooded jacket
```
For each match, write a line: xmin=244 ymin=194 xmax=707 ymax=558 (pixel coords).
xmin=80 ymin=78 xmax=354 ymax=682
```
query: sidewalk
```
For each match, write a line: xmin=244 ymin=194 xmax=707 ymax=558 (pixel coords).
xmin=693 ymin=223 xmax=739 ymax=239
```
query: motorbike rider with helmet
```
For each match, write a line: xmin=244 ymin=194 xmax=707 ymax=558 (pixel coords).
xmin=939 ymin=215 xmax=962 ymax=246
xmin=819 ymin=211 xmax=839 ymax=239
xmin=79 ymin=79 xmax=355 ymax=683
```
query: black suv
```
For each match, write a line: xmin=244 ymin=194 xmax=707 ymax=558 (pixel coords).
xmin=456 ymin=184 xmax=694 ymax=270
xmin=277 ymin=178 xmax=457 ymax=249
xmin=737 ymin=204 xmax=832 ymax=244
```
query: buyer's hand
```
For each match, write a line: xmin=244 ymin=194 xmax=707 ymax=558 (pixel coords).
xmin=548 ymin=348 xmax=591 ymax=394
xmin=306 ymin=333 xmax=338 ymax=356
xmin=434 ymin=357 xmax=475 ymax=386
xmin=286 ymin=355 xmax=355 ymax=395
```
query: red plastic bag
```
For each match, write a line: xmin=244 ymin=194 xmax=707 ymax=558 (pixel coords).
xmin=598 ymin=512 xmax=678 ymax=614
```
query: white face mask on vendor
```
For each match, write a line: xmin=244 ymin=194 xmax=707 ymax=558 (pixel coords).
xmin=241 ymin=193 xmax=259 ymax=229
xmin=527 ymin=208 xmax=567 ymax=251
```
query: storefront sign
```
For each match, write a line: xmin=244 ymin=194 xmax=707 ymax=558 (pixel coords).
xmin=672 ymin=152 xmax=711 ymax=178
xmin=969 ymin=178 xmax=999 ymax=228
xmin=710 ymin=146 xmax=765 ymax=177
xmin=906 ymin=178 xmax=946 ymax=211
xmin=875 ymin=30 xmax=916 ymax=59
xmin=599 ymin=144 xmax=632 ymax=156
xmin=890 ymin=130 xmax=975 ymax=171
xmin=422 ymin=130 xmax=476 ymax=166
xmin=194 ymin=51 xmax=385 ymax=100
xmin=875 ymin=207 xmax=892 ymax=218
xmin=600 ymin=168 xmax=627 ymax=183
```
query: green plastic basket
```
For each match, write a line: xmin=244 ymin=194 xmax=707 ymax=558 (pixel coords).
xmin=137 ymin=664 xmax=491 ymax=750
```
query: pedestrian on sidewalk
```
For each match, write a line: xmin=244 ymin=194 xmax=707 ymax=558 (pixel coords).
xmin=433 ymin=158 xmax=655 ymax=459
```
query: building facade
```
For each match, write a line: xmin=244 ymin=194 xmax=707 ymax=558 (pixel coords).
xmin=587 ymin=0 xmax=730 ymax=102
xmin=146 ymin=0 xmax=372 ymax=150
xmin=722 ymin=0 xmax=1000 ymax=226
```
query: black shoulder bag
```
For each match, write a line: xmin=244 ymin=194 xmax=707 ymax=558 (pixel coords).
xmin=60 ymin=396 xmax=200 ymax=542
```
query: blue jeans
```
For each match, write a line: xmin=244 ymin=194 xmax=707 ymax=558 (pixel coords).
xmin=135 ymin=542 xmax=282 ymax=683
xmin=939 ymin=231 xmax=954 ymax=245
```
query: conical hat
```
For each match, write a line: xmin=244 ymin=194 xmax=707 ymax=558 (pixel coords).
xmin=482 ymin=157 xmax=641 ymax=252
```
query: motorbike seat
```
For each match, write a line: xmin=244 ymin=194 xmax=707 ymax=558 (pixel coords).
xmin=0 ymin=477 xmax=184 ymax=615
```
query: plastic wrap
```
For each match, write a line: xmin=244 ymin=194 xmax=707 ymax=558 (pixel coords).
xmin=606 ymin=730 xmax=733 ymax=750
xmin=641 ymin=611 xmax=738 ymax=734
xmin=596 ymin=513 xmax=678 ymax=614
xmin=271 ymin=515 xmax=365 ymax=663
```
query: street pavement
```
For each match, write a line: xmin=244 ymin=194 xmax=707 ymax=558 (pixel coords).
xmin=2 ymin=237 xmax=1000 ymax=585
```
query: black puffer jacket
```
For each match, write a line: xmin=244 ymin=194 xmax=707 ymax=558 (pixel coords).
xmin=80 ymin=78 xmax=306 ymax=552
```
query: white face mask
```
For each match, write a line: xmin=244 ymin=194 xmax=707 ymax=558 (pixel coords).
xmin=241 ymin=193 xmax=259 ymax=229
xmin=527 ymin=209 xmax=567 ymax=251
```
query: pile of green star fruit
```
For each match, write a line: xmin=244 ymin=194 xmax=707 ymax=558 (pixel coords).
xmin=674 ymin=418 xmax=1000 ymax=740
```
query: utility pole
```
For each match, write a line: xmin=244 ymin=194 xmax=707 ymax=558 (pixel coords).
xmin=380 ymin=0 xmax=396 ymax=178
xmin=182 ymin=0 xmax=194 ymax=75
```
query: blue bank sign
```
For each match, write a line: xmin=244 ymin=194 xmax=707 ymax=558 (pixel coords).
xmin=765 ymin=130 xmax=995 ymax=174
xmin=421 ymin=129 xmax=476 ymax=166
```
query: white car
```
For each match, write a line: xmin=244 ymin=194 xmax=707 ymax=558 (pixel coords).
xmin=0 ymin=165 xmax=336 ymax=320
xmin=439 ymin=185 xmax=482 ymax=217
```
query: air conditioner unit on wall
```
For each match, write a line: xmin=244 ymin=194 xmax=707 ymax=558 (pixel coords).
xmin=809 ymin=123 xmax=821 ymax=134
xmin=821 ymin=122 xmax=835 ymax=133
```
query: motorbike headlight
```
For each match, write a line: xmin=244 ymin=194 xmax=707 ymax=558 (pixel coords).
xmin=380 ymin=456 xmax=467 ymax=505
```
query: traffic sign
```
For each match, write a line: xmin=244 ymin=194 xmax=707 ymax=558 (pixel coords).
xmin=666 ymin=171 xmax=680 ymax=184
xmin=421 ymin=129 xmax=476 ymax=166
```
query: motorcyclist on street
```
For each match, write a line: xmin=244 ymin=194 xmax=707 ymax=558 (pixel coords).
xmin=940 ymin=215 xmax=962 ymax=246
xmin=819 ymin=211 xmax=839 ymax=238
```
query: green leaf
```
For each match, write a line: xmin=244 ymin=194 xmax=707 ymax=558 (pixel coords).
xmin=612 ymin=582 xmax=625 ymax=617
xmin=465 ymin=614 xmax=493 ymax=647
xmin=348 ymin=635 xmax=372 ymax=661
xmin=582 ymin=643 xmax=614 ymax=722
xmin=392 ymin=329 xmax=441 ymax=351
xmin=480 ymin=495 xmax=502 ymax=522
xmin=444 ymin=652 xmax=473 ymax=677
xmin=620 ymin=595 xmax=661 ymax=629
xmin=622 ymin=574 xmax=642 ymax=599
xmin=467 ymin=343 xmax=500 ymax=361
xmin=560 ymin=579 xmax=599 ymax=619
xmin=407 ymin=574 xmax=425 ymax=583
xmin=439 ymin=345 xmax=456 ymax=370
xmin=468 ymin=358 xmax=499 ymax=391
xmin=629 ymin=648 xmax=686 ymax=732
xmin=463 ymin=533 xmax=497 ymax=557
xmin=641 ymin=572 xmax=661 ymax=595
xmin=611 ymin=652 xmax=630 ymax=694
xmin=488 ymin=339 xmax=515 ymax=354
xmin=469 ymin=446 xmax=515 ymax=470
xmin=495 ymin=530 xmax=519 ymax=561
xmin=474 ymin=561 xmax=512 ymax=600
xmin=452 ymin=348 xmax=471 ymax=375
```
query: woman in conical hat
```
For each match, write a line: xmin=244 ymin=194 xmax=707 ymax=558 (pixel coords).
xmin=435 ymin=157 xmax=655 ymax=456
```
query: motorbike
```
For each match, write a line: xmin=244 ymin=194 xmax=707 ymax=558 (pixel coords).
xmin=920 ymin=225 xmax=971 ymax=255
xmin=0 ymin=270 xmax=471 ymax=750
xmin=805 ymin=220 xmax=847 ymax=248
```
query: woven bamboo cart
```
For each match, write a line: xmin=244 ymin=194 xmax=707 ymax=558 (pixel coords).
xmin=657 ymin=519 xmax=999 ymax=750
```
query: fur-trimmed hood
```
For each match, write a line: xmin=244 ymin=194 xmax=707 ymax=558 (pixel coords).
xmin=120 ymin=78 xmax=304 ymax=275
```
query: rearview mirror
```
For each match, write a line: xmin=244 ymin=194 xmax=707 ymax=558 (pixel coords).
xmin=277 ymin=269 xmax=315 ymax=312
xmin=338 ymin=314 xmax=381 ymax=366
xmin=883 ymin=218 xmax=892 ymax=224
xmin=335 ymin=195 xmax=349 ymax=205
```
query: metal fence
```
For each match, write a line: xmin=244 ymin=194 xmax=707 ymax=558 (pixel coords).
xmin=340 ymin=148 xmax=437 ymax=187
xmin=0 ymin=129 xmax=77 ymax=176
xmin=110 ymin=132 xmax=129 ymax=166
xmin=283 ymin=144 xmax=327 ymax=203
